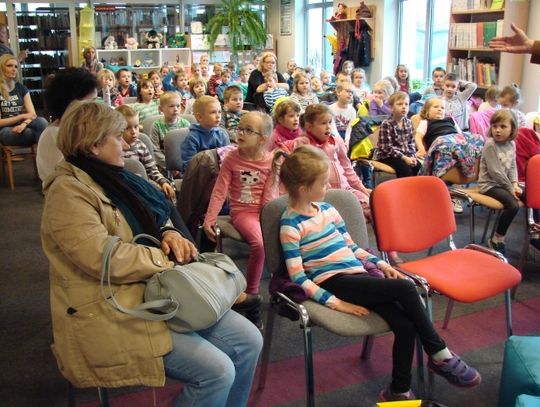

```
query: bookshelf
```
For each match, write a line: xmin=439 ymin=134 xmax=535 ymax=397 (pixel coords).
xmin=447 ymin=0 xmax=529 ymax=90
xmin=96 ymin=48 xmax=191 ymax=75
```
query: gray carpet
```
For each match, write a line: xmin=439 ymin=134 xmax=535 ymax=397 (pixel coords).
xmin=1 ymin=159 xmax=539 ymax=407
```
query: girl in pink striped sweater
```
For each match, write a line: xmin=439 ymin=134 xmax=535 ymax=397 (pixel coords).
xmin=203 ymin=111 xmax=278 ymax=327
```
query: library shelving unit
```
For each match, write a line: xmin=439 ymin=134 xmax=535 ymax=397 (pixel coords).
xmin=96 ymin=48 xmax=191 ymax=75
xmin=447 ymin=0 xmax=529 ymax=90
xmin=16 ymin=7 xmax=71 ymax=111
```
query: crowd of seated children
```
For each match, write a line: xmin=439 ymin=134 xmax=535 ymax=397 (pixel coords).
xmin=131 ymin=78 xmax=160 ymax=122
xmin=181 ymin=95 xmax=230 ymax=174
xmin=369 ymin=80 xmax=393 ymax=116
xmin=478 ymin=85 xmax=500 ymax=112
xmin=116 ymin=105 xmax=175 ymax=201
xmin=96 ymin=68 xmax=123 ymax=107
xmin=150 ymin=91 xmax=191 ymax=170
xmin=289 ymin=72 xmax=319 ymax=112
xmin=184 ymin=77 xmax=207 ymax=115
xmin=221 ymin=85 xmax=245 ymax=143
xmin=330 ymin=82 xmax=357 ymax=141
xmin=377 ymin=91 xmax=421 ymax=178
xmin=203 ymin=112 xmax=277 ymax=328
xmin=116 ymin=68 xmax=137 ymax=97
xmin=270 ymin=99 xmax=302 ymax=150
xmin=263 ymin=71 xmax=289 ymax=111
xmin=441 ymin=72 xmax=477 ymax=131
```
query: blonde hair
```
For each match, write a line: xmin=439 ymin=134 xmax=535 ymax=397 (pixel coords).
xmin=499 ymin=84 xmax=522 ymax=106
xmin=193 ymin=95 xmax=219 ymax=116
xmin=188 ymin=77 xmax=207 ymax=96
xmin=258 ymin=52 xmax=277 ymax=72
xmin=96 ymin=68 xmax=115 ymax=86
xmin=159 ymin=91 xmax=181 ymax=106
xmin=242 ymin=111 xmax=273 ymax=137
xmin=485 ymin=85 xmax=501 ymax=104
xmin=82 ymin=46 xmax=98 ymax=62
xmin=292 ymin=72 xmax=311 ymax=94
xmin=388 ymin=91 xmax=409 ymax=106
xmin=273 ymin=145 xmax=329 ymax=199
xmin=264 ymin=71 xmax=278 ymax=81
xmin=116 ymin=104 xmax=138 ymax=118
xmin=57 ymin=101 xmax=126 ymax=157
xmin=0 ymin=54 xmax=19 ymax=100
xmin=303 ymin=103 xmax=332 ymax=125
xmin=373 ymin=80 xmax=394 ymax=99
xmin=382 ymin=76 xmax=398 ymax=94
xmin=419 ymin=97 xmax=443 ymax=120
xmin=272 ymin=99 xmax=301 ymax=124
xmin=489 ymin=109 xmax=518 ymax=141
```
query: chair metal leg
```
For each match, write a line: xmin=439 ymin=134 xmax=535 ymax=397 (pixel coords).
xmin=442 ymin=299 xmax=454 ymax=329
xmin=505 ymin=289 xmax=513 ymax=337
xmin=98 ymin=387 xmax=110 ymax=407
xmin=301 ymin=321 xmax=315 ymax=407
xmin=257 ymin=304 xmax=276 ymax=389
xmin=360 ymin=335 xmax=374 ymax=360
xmin=415 ymin=337 xmax=427 ymax=399
xmin=6 ymin=152 xmax=14 ymax=191
xmin=469 ymin=204 xmax=476 ymax=243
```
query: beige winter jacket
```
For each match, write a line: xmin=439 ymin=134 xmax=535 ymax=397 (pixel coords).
xmin=41 ymin=161 xmax=173 ymax=388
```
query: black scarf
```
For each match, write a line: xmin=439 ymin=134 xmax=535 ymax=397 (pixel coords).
xmin=67 ymin=155 xmax=170 ymax=240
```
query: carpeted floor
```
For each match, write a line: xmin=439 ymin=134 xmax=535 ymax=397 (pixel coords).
xmin=1 ymin=158 xmax=539 ymax=407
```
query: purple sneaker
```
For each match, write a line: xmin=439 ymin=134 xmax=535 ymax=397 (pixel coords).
xmin=428 ymin=352 xmax=481 ymax=387
xmin=379 ymin=386 xmax=415 ymax=402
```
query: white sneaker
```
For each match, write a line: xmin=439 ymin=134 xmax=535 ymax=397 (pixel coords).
xmin=452 ymin=198 xmax=463 ymax=214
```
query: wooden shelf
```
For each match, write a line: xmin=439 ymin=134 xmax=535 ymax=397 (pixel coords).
xmin=451 ymin=8 xmax=504 ymax=15
xmin=449 ymin=47 xmax=495 ymax=52
xmin=329 ymin=17 xmax=375 ymax=32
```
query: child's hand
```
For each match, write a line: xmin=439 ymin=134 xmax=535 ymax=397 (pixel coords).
xmin=162 ymin=183 xmax=176 ymax=200
xmin=402 ymin=156 xmax=416 ymax=166
xmin=416 ymin=148 xmax=426 ymax=159
xmin=513 ymin=185 xmax=523 ymax=199
xmin=334 ymin=299 xmax=370 ymax=317
xmin=381 ymin=265 xmax=405 ymax=279
xmin=374 ymin=94 xmax=384 ymax=107
xmin=203 ymin=225 xmax=217 ymax=242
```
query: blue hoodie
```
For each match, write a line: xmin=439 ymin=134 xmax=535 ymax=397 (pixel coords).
xmin=180 ymin=123 xmax=230 ymax=173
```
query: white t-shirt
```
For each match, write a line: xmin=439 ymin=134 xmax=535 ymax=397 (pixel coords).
xmin=36 ymin=125 xmax=62 ymax=183
xmin=329 ymin=103 xmax=356 ymax=133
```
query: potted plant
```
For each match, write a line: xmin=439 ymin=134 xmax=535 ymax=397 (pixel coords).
xmin=206 ymin=0 xmax=267 ymax=63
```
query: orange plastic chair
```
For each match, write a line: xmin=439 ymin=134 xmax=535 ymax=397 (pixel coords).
xmin=371 ymin=176 xmax=521 ymax=336
xmin=518 ymin=155 xmax=540 ymax=273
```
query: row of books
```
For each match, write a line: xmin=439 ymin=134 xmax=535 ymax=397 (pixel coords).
xmin=451 ymin=0 xmax=504 ymax=10
xmin=449 ymin=21 xmax=503 ymax=49
xmin=448 ymin=57 xmax=497 ymax=87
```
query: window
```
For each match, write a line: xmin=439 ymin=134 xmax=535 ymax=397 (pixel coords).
xmin=304 ymin=0 xmax=333 ymax=74
xmin=398 ymin=0 xmax=451 ymax=88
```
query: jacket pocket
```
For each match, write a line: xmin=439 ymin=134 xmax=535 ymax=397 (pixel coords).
xmin=69 ymin=299 xmax=129 ymax=368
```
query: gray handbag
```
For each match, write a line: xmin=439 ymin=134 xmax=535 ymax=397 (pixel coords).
xmin=101 ymin=234 xmax=246 ymax=333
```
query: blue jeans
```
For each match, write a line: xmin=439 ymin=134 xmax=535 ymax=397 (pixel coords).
xmin=164 ymin=310 xmax=262 ymax=407
xmin=0 ymin=117 xmax=48 ymax=146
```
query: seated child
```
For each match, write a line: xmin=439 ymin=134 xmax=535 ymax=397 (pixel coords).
xmin=116 ymin=68 xmax=136 ymax=97
xmin=116 ymin=105 xmax=175 ymax=200
xmin=289 ymin=72 xmax=319 ymax=113
xmin=184 ymin=77 xmax=207 ymax=115
xmin=96 ymin=68 xmax=123 ymax=107
xmin=441 ymin=72 xmax=477 ymax=131
xmin=172 ymin=70 xmax=192 ymax=113
xmin=497 ymin=84 xmax=527 ymax=128
xmin=150 ymin=91 xmax=191 ymax=169
xmin=221 ymin=85 xmax=245 ymax=143
xmin=283 ymin=59 xmax=297 ymax=81
xmin=351 ymin=68 xmax=370 ymax=102
xmin=275 ymin=144 xmax=481 ymax=402
xmin=310 ymin=76 xmax=326 ymax=100
xmin=236 ymin=65 xmax=250 ymax=100
xmin=203 ymin=111 xmax=278 ymax=327
xmin=190 ymin=63 xmax=202 ymax=80
xmin=478 ymin=85 xmax=500 ymax=113
xmin=377 ymin=91 xmax=421 ymax=177
xmin=270 ymin=98 xmax=302 ymax=150
xmin=320 ymin=72 xmax=362 ymax=109
xmin=263 ymin=72 xmax=289 ymax=112
xmin=423 ymin=67 xmax=446 ymax=97
xmin=216 ymin=69 xmax=233 ymax=103
xmin=369 ymin=80 xmax=393 ymax=116
xmin=329 ymin=82 xmax=357 ymax=141
xmin=208 ymin=63 xmax=223 ymax=96
xmin=147 ymin=70 xmax=164 ymax=99
xmin=320 ymin=70 xmax=335 ymax=92
xmin=181 ymin=95 xmax=230 ymax=173
xmin=341 ymin=60 xmax=355 ymax=79
xmin=131 ymin=79 xmax=160 ymax=122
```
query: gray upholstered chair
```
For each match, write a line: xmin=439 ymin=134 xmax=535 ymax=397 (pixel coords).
xmin=257 ymin=189 xmax=425 ymax=406
xmin=141 ymin=114 xmax=162 ymax=138
xmin=123 ymin=158 xmax=148 ymax=180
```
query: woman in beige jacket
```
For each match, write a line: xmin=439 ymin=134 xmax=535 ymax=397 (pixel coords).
xmin=41 ymin=101 xmax=262 ymax=407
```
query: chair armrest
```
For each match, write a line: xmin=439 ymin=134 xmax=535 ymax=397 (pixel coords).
xmin=394 ymin=268 xmax=431 ymax=298
xmin=448 ymin=187 xmax=473 ymax=204
xmin=274 ymin=291 xmax=310 ymax=327
xmin=464 ymin=243 xmax=508 ymax=263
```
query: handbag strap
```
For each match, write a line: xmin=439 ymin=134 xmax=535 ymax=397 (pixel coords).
xmin=100 ymin=235 xmax=179 ymax=321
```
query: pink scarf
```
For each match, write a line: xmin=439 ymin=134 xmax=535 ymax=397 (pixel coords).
xmin=271 ymin=123 xmax=302 ymax=149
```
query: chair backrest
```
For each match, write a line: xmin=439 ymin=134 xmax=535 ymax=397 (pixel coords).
xmin=371 ymin=176 xmax=456 ymax=253
xmin=138 ymin=132 xmax=154 ymax=158
xmin=141 ymin=114 xmax=162 ymax=137
xmin=123 ymin=158 xmax=148 ymax=180
xmin=261 ymin=189 xmax=370 ymax=277
xmin=163 ymin=128 xmax=190 ymax=171
xmin=179 ymin=114 xmax=197 ymax=124
xmin=527 ymin=155 xmax=540 ymax=209
xmin=123 ymin=96 xmax=137 ymax=104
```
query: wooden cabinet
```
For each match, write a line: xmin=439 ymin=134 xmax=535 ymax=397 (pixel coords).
xmin=447 ymin=0 xmax=529 ymax=89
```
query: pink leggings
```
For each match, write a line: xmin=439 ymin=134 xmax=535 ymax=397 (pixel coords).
xmin=231 ymin=210 xmax=265 ymax=294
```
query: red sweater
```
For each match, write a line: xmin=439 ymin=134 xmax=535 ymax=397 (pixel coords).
xmin=515 ymin=128 xmax=540 ymax=182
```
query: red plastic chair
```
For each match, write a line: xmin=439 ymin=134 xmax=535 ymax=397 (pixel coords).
xmin=371 ymin=176 xmax=521 ymax=336
xmin=518 ymin=154 xmax=540 ymax=273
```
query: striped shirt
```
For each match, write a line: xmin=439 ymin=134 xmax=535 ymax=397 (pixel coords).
xmin=122 ymin=139 xmax=169 ymax=186
xmin=263 ymin=87 xmax=289 ymax=111
xmin=280 ymin=202 xmax=382 ymax=307
xmin=131 ymin=100 xmax=160 ymax=122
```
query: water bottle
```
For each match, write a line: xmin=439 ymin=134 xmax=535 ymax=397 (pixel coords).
xmin=103 ymin=86 xmax=111 ymax=107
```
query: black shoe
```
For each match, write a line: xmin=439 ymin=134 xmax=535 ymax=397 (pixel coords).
xmin=232 ymin=294 xmax=262 ymax=313
xmin=488 ymin=238 xmax=506 ymax=256
xmin=246 ymin=306 xmax=263 ymax=330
